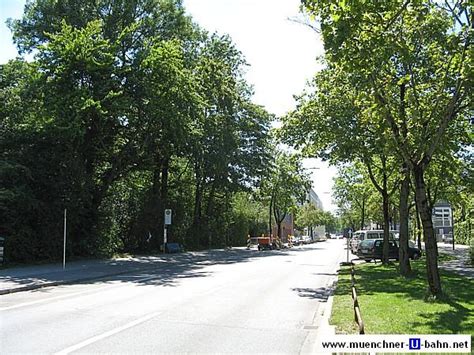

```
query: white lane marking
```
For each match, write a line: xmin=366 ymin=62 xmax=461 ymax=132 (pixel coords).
xmin=54 ymin=310 xmax=162 ymax=355
xmin=0 ymin=274 xmax=160 ymax=311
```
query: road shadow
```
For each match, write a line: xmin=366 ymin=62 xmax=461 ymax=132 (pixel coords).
xmin=0 ymin=245 xmax=324 ymax=291
xmin=292 ymin=286 xmax=333 ymax=301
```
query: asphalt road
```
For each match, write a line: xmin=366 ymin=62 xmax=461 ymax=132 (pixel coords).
xmin=0 ymin=239 xmax=346 ymax=354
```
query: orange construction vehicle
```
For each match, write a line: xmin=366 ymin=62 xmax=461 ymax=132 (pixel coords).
xmin=257 ymin=234 xmax=278 ymax=251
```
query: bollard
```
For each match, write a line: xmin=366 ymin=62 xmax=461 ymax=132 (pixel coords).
xmin=351 ymin=265 xmax=365 ymax=334
xmin=246 ymin=235 xmax=251 ymax=250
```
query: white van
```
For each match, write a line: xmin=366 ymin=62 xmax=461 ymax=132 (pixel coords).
xmin=350 ymin=230 xmax=398 ymax=254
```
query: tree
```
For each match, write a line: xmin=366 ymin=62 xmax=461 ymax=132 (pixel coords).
xmin=261 ymin=152 xmax=311 ymax=239
xmin=281 ymin=65 xmax=402 ymax=264
xmin=2 ymin=0 xmax=274 ymax=260
xmin=333 ymin=163 xmax=374 ymax=230
xmin=187 ymin=34 xmax=272 ymax=248
xmin=296 ymin=203 xmax=337 ymax=234
xmin=302 ymin=0 xmax=473 ymax=296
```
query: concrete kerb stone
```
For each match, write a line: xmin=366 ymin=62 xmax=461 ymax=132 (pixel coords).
xmin=0 ymin=251 xmax=199 ymax=296
xmin=0 ymin=247 xmax=250 ymax=296
xmin=0 ymin=264 xmax=162 ymax=296
xmin=300 ymin=287 xmax=337 ymax=354
xmin=319 ymin=296 xmax=336 ymax=331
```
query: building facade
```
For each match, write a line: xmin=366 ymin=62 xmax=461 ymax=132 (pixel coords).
xmin=432 ymin=201 xmax=453 ymax=242
xmin=304 ymin=188 xmax=325 ymax=239
xmin=307 ymin=188 xmax=323 ymax=210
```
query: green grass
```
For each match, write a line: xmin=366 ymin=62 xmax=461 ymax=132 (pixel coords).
xmin=330 ymin=260 xmax=474 ymax=336
xmin=437 ymin=252 xmax=457 ymax=263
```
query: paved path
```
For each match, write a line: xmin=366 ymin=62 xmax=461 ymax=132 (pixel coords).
xmin=438 ymin=242 xmax=473 ymax=279
xmin=0 ymin=254 xmax=187 ymax=295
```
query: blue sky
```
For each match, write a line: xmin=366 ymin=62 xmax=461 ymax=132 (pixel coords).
xmin=0 ymin=0 xmax=337 ymax=211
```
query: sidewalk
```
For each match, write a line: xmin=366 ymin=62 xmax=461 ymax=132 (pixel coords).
xmin=0 ymin=247 xmax=257 ymax=295
xmin=438 ymin=242 xmax=473 ymax=279
xmin=0 ymin=254 xmax=178 ymax=295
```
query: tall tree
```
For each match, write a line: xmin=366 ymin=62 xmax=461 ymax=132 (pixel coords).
xmin=2 ymin=0 xmax=273 ymax=260
xmin=302 ymin=0 xmax=473 ymax=296
xmin=261 ymin=152 xmax=311 ymax=239
xmin=188 ymin=34 xmax=272 ymax=247
xmin=333 ymin=163 xmax=374 ymax=230
xmin=281 ymin=66 xmax=401 ymax=263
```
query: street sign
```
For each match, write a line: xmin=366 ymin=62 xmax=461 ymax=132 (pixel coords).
xmin=164 ymin=209 xmax=172 ymax=225
xmin=0 ymin=236 xmax=4 ymax=263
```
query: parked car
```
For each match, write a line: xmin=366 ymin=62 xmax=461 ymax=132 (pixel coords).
xmin=442 ymin=234 xmax=453 ymax=243
xmin=313 ymin=234 xmax=327 ymax=242
xmin=356 ymin=239 xmax=422 ymax=262
xmin=301 ymin=235 xmax=312 ymax=244
xmin=292 ymin=236 xmax=302 ymax=246
xmin=350 ymin=230 xmax=398 ymax=254
xmin=407 ymin=240 xmax=422 ymax=259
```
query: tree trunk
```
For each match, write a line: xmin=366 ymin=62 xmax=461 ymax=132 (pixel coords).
xmin=160 ymin=158 xmax=170 ymax=243
xmin=382 ymin=191 xmax=390 ymax=264
xmin=193 ymin=166 xmax=203 ymax=226
xmin=365 ymin=156 xmax=391 ymax=264
xmin=415 ymin=202 xmax=422 ymax=251
xmin=399 ymin=167 xmax=411 ymax=275
xmin=268 ymin=196 xmax=273 ymax=236
xmin=161 ymin=158 xmax=169 ymax=204
xmin=360 ymin=199 xmax=365 ymax=230
xmin=205 ymin=182 xmax=216 ymax=248
xmin=413 ymin=165 xmax=442 ymax=297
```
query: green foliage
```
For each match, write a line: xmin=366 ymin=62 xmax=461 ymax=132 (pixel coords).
xmin=1 ymin=0 xmax=274 ymax=262
xmin=456 ymin=221 xmax=473 ymax=246
xmin=228 ymin=192 xmax=267 ymax=245
xmin=260 ymin=151 xmax=311 ymax=237
xmin=298 ymin=0 xmax=472 ymax=293
xmin=295 ymin=203 xmax=335 ymax=231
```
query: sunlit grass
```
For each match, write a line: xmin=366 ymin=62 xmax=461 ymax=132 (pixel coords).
xmin=330 ymin=260 xmax=474 ymax=336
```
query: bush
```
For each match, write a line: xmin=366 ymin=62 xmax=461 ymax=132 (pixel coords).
xmin=454 ymin=221 xmax=471 ymax=245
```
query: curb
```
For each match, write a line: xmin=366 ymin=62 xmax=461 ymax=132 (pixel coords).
xmin=0 ymin=265 xmax=164 ymax=296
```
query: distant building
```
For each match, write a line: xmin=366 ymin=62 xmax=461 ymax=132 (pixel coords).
xmin=307 ymin=188 xmax=323 ymax=210
xmin=272 ymin=214 xmax=294 ymax=242
xmin=272 ymin=188 xmax=324 ymax=243
xmin=432 ymin=201 xmax=453 ymax=242
xmin=305 ymin=188 xmax=325 ymax=240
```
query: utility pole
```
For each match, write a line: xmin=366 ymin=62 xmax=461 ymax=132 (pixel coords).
xmin=63 ymin=208 xmax=67 ymax=270
xmin=164 ymin=209 xmax=172 ymax=253
xmin=451 ymin=206 xmax=455 ymax=251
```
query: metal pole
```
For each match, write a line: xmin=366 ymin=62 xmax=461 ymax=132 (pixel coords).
xmin=347 ymin=229 xmax=352 ymax=263
xmin=451 ymin=206 xmax=455 ymax=251
xmin=63 ymin=208 xmax=67 ymax=270
xmin=163 ymin=225 xmax=167 ymax=253
xmin=347 ymin=234 xmax=350 ymax=263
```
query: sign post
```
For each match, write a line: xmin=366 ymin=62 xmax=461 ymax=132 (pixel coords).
xmin=63 ymin=208 xmax=67 ymax=270
xmin=163 ymin=209 xmax=172 ymax=253
xmin=347 ymin=228 xmax=352 ymax=264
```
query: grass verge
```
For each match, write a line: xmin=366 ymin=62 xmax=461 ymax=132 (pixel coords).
xmin=330 ymin=259 xmax=474 ymax=336
xmin=437 ymin=252 xmax=457 ymax=263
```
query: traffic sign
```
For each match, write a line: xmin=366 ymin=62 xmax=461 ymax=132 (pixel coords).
xmin=164 ymin=209 xmax=172 ymax=225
